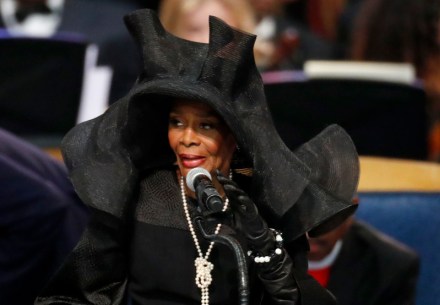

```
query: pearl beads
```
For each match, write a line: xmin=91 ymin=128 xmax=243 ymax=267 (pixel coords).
xmin=180 ymin=174 xmax=229 ymax=305
xmin=247 ymin=229 xmax=284 ymax=264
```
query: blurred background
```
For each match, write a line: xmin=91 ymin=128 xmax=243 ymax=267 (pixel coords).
xmin=0 ymin=0 xmax=439 ymax=305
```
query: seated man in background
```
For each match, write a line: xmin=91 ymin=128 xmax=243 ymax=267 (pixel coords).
xmin=0 ymin=128 xmax=90 ymax=305
xmin=308 ymin=214 xmax=420 ymax=305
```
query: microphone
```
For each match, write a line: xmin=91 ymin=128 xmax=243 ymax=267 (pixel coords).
xmin=186 ymin=167 xmax=224 ymax=213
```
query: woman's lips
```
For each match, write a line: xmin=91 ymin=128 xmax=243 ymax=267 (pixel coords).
xmin=179 ymin=154 xmax=206 ymax=168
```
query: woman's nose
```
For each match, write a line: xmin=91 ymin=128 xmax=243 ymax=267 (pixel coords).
xmin=181 ymin=127 xmax=199 ymax=146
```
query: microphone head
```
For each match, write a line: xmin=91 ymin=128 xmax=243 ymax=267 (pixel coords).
xmin=186 ymin=167 xmax=212 ymax=192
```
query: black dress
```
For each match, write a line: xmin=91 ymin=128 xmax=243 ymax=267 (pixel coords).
xmin=35 ymin=168 xmax=334 ymax=305
xmin=129 ymin=169 xmax=253 ymax=305
xmin=36 ymin=168 xmax=267 ymax=305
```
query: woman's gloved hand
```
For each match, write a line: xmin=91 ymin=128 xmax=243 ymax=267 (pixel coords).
xmin=216 ymin=170 xmax=299 ymax=305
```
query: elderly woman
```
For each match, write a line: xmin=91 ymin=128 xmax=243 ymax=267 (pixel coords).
xmin=35 ymin=9 xmax=359 ymax=305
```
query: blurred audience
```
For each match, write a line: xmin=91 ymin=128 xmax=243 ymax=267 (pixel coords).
xmin=284 ymin=0 xmax=440 ymax=161
xmin=158 ymin=0 xmax=332 ymax=71
xmin=349 ymin=0 xmax=440 ymax=161
xmin=250 ymin=0 xmax=334 ymax=70
xmin=250 ymin=0 xmax=300 ymax=70
xmin=0 ymin=0 xmax=142 ymax=103
xmin=308 ymin=215 xmax=420 ymax=305
xmin=0 ymin=127 xmax=90 ymax=305
xmin=298 ymin=0 xmax=348 ymax=42
xmin=159 ymin=0 xmax=292 ymax=71
xmin=159 ymin=0 xmax=280 ymax=68
xmin=284 ymin=0 xmax=361 ymax=59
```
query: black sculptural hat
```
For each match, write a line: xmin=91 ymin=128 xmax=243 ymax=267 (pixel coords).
xmin=61 ymin=9 xmax=359 ymax=242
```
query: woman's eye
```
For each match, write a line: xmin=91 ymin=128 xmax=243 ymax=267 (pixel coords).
xmin=169 ymin=118 xmax=183 ymax=127
xmin=200 ymin=122 xmax=214 ymax=130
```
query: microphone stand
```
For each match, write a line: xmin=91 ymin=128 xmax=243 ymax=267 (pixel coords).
xmin=194 ymin=216 xmax=250 ymax=305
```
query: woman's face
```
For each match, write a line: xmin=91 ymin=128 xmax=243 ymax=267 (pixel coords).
xmin=168 ymin=99 xmax=236 ymax=179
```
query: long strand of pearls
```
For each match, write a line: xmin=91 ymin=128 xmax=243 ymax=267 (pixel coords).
xmin=180 ymin=171 xmax=231 ymax=305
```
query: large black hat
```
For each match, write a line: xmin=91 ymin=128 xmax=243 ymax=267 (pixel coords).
xmin=61 ymin=9 xmax=359 ymax=242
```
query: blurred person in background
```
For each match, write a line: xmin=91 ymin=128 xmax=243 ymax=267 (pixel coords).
xmin=0 ymin=127 xmax=89 ymax=305
xmin=349 ymin=0 xmax=440 ymax=162
xmin=308 ymin=214 xmax=420 ymax=305
xmin=283 ymin=0 xmax=348 ymax=43
xmin=159 ymin=0 xmax=319 ymax=71
xmin=284 ymin=0 xmax=362 ymax=61
xmin=250 ymin=0 xmax=300 ymax=70
xmin=250 ymin=0 xmax=334 ymax=71
xmin=158 ymin=0 xmax=276 ymax=70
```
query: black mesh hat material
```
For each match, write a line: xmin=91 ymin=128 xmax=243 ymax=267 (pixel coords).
xmin=61 ymin=9 xmax=359 ymax=242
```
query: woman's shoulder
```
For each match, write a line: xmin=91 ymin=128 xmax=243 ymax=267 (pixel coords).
xmin=135 ymin=166 xmax=187 ymax=230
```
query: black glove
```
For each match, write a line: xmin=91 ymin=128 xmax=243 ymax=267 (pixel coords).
xmin=217 ymin=170 xmax=299 ymax=305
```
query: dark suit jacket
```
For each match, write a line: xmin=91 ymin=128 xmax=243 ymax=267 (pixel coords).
xmin=327 ymin=220 xmax=420 ymax=305
xmin=0 ymin=128 xmax=90 ymax=305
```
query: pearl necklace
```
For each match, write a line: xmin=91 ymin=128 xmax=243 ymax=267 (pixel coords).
xmin=180 ymin=174 xmax=230 ymax=305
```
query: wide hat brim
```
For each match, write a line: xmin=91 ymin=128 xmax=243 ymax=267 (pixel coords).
xmin=61 ymin=9 xmax=359 ymax=242
xmin=63 ymin=83 xmax=359 ymax=241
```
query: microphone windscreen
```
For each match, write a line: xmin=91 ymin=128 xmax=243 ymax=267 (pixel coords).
xmin=185 ymin=167 xmax=212 ymax=192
